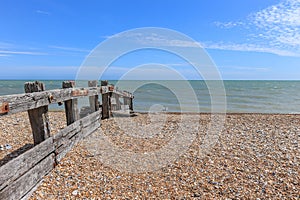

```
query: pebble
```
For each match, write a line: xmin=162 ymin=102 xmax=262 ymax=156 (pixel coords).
xmin=0 ymin=144 xmax=12 ymax=150
xmin=2 ymin=112 xmax=298 ymax=199
xmin=72 ymin=190 xmax=78 ymax=196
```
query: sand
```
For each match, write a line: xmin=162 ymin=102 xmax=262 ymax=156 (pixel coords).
xmin=0 ymin=112 xmax=299 ymax=199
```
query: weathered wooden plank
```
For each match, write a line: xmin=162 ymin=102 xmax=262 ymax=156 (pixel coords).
xmin=80 ymin=110 xmax=100 ymax=128
xmin=54 ymin=111 xmax=100 ymax=161
xmin=88 ymin=80 xmax=99 ymax=112
xmin=53 ymin=110 xmax=100 ymax=147
xmin=55 ymin=111 xmax=100 ymax=161
xmin=0 ymin=87 xmax=101 ymax=117
xmin=25 ymin=81 xmax=51 ymax=145
xmin=54 ymin=127 xmax=81 ymax=149
xmin=63 ymin=81 xmax=79 ymax=125
xmin=55 ymin=119 xmax=100 ymax=162
xmin=101 ymin=81 xmax=110 ymax=119
xmin=0 ymin=137 xmax=54 ymax=191
xmin=0 ymin=154 xmax=55 ymax=200
xmin=81 ymin=120 xmax=100 ymax=139
xmin=0 ymin=85 xmax=129 ymax=117
xmin=101 ymin=86 xmax=133 ymax=98
xmin=55 ymin=130 xmax=81 ymax=161
xmin=129 ymin=97 xmax=134 ymax=112
xmin=53 ymin=122 xmax=81 ymax=146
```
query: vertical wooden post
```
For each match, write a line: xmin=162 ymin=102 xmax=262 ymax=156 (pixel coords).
xmin=88 ymin=80 xmax=99 ymax=112
xmin=62 ymin=81 xmax=79 ymax=125
xmin=101 ymin=80 xmax=110 ymax=119
xmin=25 ymin=81 xmax=50 ymax=145
xmin=115 ymin=94 xmax=121 ymax=110
xmin=129 ymin=97 xmax=133 ymax=112
xmin=123 ymin=97 xmax=129 ymax=110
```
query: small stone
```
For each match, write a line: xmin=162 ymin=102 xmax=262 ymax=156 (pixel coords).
xmin=72 ymin=190 xmax=78 ymax=196
xmin=5 ymin=144 xmax=12 ymax=150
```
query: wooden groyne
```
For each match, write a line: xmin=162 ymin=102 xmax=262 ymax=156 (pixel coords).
xmin=0 ymin=80 xmax=133 ymax=200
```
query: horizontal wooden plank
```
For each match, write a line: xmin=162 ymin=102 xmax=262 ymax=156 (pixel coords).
xmin=55 ymin=129 xmax=82 ymax=162
xmin=80 ymin=111 xmax=101 ymax=128
xmin=101 ymin=86 xmax=133 ymax=98
xmin=0 ymin=154 xmax=55 ymax=200
xmin=53 ymin=121 xmax=81 ymax=144
xmin=82 ymin=120 xmax=100 ymax=139
xmin=56 ymin=119 xmax=100 ymax=162
xmin=53 ymin=111 xmax=100 ymax=145
xmin=0 ymin=137 xmax=54 ymax=191
xmin=0 ymin=87 xmax=101 ymax=116
xmin=54 ymin=111 xmax=101 ymax=162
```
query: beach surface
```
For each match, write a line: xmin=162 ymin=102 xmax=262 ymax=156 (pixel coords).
xmin=0 ymin=112 xmax=299 ymax=199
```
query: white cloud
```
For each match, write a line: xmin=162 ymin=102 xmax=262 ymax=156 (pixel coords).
xmin=0 ymin=50 xmax=46 ymax=56
xmin=49 ymin=45 xmax=90 ymax=52
xmin=252 ymin=0 xmax=300 ymax=49
xmin=36 ymin=10 xmax=51 ymax=15
xmin=214 ymin=21 xmax=244 ymax=29
xmin=0 ymin=42 xmax=47 ymax=56
xmin=231 ymin=66 xmax=269 ymax=71
xmin=202 ymin=42 xmax=300 ymax=57
xmin=210 ymin=0 xmax=300 ymax=57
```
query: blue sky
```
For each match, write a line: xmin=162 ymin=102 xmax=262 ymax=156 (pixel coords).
xmin=0 ymin=0 xmax=300 ymax=80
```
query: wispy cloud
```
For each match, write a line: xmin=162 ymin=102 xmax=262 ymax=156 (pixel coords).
xmin=202 ymin=42 xmax=300 ymax=57
xmin=49 ymin=45 xmax=90 ymax=53
xmin=251 ymin=0 xmax=300 ymax=48
xmin=0 ymin=50 xmax=46 ymax=55
xmin=0 ymin=41 xmax=48 ymax=56
xmin=231 ymin=66 xmax=269 ymax=72
xmin=111 ymin=32 xmax=203 ymax=48
xmin=211 ymin=0 xmax=300 ymax=57
xmin=0 ymin=54 xmax=10 ymax=57
xmin=214 ymin=21 xmax=244 ymax=29
xmin=106 ymin=15 xmax=300 ymax=57
xmin=36 ymin=10 xmax=51 ymax=15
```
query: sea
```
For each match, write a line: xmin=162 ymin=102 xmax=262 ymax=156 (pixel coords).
xmin=0 ymin=80 xmax=300 ymax=114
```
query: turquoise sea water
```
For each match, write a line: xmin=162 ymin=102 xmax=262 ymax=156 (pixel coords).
xmin=1 ymin=80 xmax=300 ymax=113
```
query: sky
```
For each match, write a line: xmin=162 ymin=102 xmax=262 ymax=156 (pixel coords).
xmin=0 ymin=0 xmax=300 ymax=80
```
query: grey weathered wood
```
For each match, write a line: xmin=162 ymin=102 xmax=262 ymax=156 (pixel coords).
xmin=55 ymin=130 xmax=81 ymax=162
xmin=25 ymin=81 xmax=51 ymax=145
xmin=101 ymin=81 xmax=110 ymax=119
xmin=129 ymin=97 xmax=133 ymax=112
xmin=54 ymin=110 xmax=101 ymax=162
xmin=82 ymin=120 xmax=100 ymax=138
xmin=0 ymin=154 xmax=54 ymax=200
xmin=53 ymin=122 xmax=81 ymax=146
xmin=0 ymin=85 xmax=131 ymax=117
xmin=54 ymin=110 xmax=100 ymax=142
xmin=101 ymin=86 xmax=133 ymax=98
xmin=0 ymin=80 xmax=135 ymax=200
xmin=0 ymin=137 xmax=54 ymax=191
xmin=55 ymin=120 xmax=99 ymax=162
xmin=115 ymin=94 xmax=121 ymax=110
xmin=124 ymin=97 xmax=129 ymax=109
xmin=80 ymin=110 xmax=100 ymax=128
xmin=0 ymin=87 xmax=101 ymax=117
xmin=88 ymin=80 xmax=99 ymax=112
xmin=63 ymin=81 xmax=79 ymax=125
xmin=55 ymin=130 xmax=79 ymax=159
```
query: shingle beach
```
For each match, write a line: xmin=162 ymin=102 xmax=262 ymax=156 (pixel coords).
xmin=1 ymin=112 xmax=299 ymax=199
